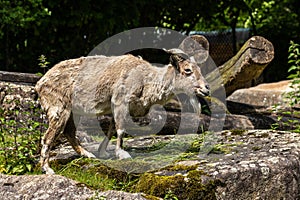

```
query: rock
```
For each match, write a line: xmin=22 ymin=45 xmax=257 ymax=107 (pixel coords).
xmin=206 ymin=130 xmax=300 ymax=200
xmin=125 ymin=130 xmax=300 ymax=199
xmin=95 ymin=190 xmax=151 ymax=200
xmin=89 ymin=111 xmax=283 ymax=134
xmin=226 ymin=80 xmax=300 ymax=130
xmin=76 ymin=130 xmax=95 ymax=143
xmin=0 ymin=174 xmax=150 ymax=200
xmin=3 ymin=129 xmax=300 ymax=199
xmin=227 ymin=80 xmax=296 ymax=114
xmin=0 ymin=174 xmax=94 ymax=200
xmin=0 ymin=82 xmax=44 ymax=122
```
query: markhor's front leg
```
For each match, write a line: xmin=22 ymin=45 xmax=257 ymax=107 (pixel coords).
xmin=111 ymin=87 xmax=132 ymax=160
xmin=114 ymin=110 xmax=131 ymax=159
xmin=114 ymin=104 xmax=131 ymax=159
xmin=115 ymin=128 xmax=131 ymax=159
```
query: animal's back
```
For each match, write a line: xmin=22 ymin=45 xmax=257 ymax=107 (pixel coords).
xmin=35 ymin=55 xmax=150 ymax=115
xmin=73 ymin=55 xmax=149 ymax=115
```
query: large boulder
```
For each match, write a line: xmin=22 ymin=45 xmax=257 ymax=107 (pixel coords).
xmin=0 ymin=174 xmax=94 ymax=200
xmin=0 ymin=174 xmax=149 ymax=200
xmin=227 ymin=80 xmax=295 ymax=114
xmin=226 ymin=80 xmax=299 ymax=130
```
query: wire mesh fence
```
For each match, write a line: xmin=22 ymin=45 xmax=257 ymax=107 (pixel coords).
xmin=190 ymin=28 xmax=251 ymax=66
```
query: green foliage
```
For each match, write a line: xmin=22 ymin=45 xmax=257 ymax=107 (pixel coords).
xmin=0 ymin=0 xmax=51 ymax=72
xmin=51 ymin=156 xmax=221 ymax=199
xmin=0 ymin=0 xmax=299 ymax=83
xmin=287 ymin=41 xmax=300 ymax=80
xmin=195 ymin=0 xmax=245 ymax=31
xmin=244 ymin=0 xmax=299 ymax=33
xmin=38 ymin=54 xmax=50 ymax=74
xmin=164 ymin=190 xmax=179 ymax=200
xmin=0 ymin=56 xmax=48 ymax=175
xmin=272 ymin=41 xmax=300 ymax=132
xmin=0 ymin=99 xmax=47 ymax=175
xmin=282 ymin=41 xmax=300 ymax=132
xmin=0 ymin=0 xmax=216 ymax=73
xmin=38 ymin=54 xmax=50 ymax=69
xmin=194 ymin=0 xmax=300 ymax=81
xmin=246 ymin=0 xmax=299 ymax=82
xmin=0 ymin=0 xmax=50 ymax=36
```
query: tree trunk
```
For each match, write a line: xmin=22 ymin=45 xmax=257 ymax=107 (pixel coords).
xmin=206 ymin=36 xmax=274 ymax=96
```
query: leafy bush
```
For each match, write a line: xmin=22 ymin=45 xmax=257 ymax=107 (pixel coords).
xmin=0 ymin=55 xmax=51 ymax=175
xmin=0 ymin=95 xmax=47 ymax=175
xmin=272 ymin=41 xmax=300 ymax=132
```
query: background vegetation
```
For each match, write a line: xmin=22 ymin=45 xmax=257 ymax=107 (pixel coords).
xmin=0 ymin=0 xmax=299 ymax=82
xmin=272 ymin=41 xmax=300 ymax=132
xmin=0 ymin=92 xmax=46 ymax=174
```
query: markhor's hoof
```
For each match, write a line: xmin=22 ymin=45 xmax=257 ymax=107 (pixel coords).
xmin=116 ymin=149 xmax=132 ymax=160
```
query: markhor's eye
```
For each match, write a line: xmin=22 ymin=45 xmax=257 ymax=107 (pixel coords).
xmin=184 ymin=68 xmax=192 ymax=75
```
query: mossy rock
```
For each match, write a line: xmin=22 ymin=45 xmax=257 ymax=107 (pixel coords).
xmin=134 ymin=169 xmax=222 ymax=199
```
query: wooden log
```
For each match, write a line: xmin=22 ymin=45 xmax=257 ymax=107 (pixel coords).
xmin=0 ymin=71 xmax=41 ymax=85
xmin=206 ymin=36 xmax=274 ymax=96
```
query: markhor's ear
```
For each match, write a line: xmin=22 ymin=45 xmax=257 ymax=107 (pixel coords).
xmin=179 ymin=35 xmax=209 ymax=64
xmin=163 ymin=48 xmax=189 ymax=70
xmin=163 ymin=48 xmax=189 ymax=59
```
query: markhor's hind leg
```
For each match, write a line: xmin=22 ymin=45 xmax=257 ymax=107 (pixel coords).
xmin=40 ymin=109 xmax=71 ymax=174
xmin=63 ymin=113 xmax=96 ymax=158
xmin=97 ymin=117 xmax=115 ymax=158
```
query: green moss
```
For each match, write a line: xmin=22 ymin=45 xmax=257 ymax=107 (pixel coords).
xmin=257 ymin=132 xmax=270 ymax=138
xmin=184 ymin=132 xmax=215 ymax=154
xmin=134 ymin=169 xmax=221 ymax=199
xmin=209 ymin=143 xmax=232 ymax=154
xmin=124 ymin=140 xmax=169 ymax=153
xmin=134 ymin=173 xmax=186 ymax=198
xmin=176 ymin=133 xmax=216 ymax=161
xmin=160 ymin=164 xmax=198 ymax=172
xmin=51 ymin=158 xmax=136 ymax=190
xmin=209 ymin=142 xmax=243 ymax=155
xmin=252 ymin=146 xmax=262 ymax=151
xmin=185 ymin=170 xmax=222 ymax=200
xmin=99 ymin=159 xmax=162 ymax=174
xmin=230 ymin=129 xmax=246 ymax=136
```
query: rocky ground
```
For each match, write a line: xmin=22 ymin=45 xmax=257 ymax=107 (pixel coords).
xmin=1 ymin=129 xmax=300 ymax=199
